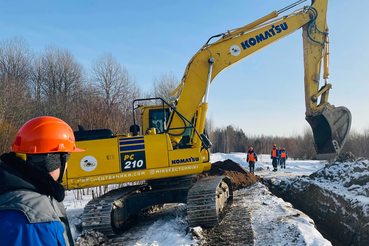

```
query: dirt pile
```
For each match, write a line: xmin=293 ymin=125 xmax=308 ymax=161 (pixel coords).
xmin=195 ymin=159 xmax=259 ymax=190
xmin=335 ymin=151 xmax=356 ymax=162
xmin=75 ymin=230 xmax=108 ymax=246
xmin=309 ymin=157 xmax=369 ymax=195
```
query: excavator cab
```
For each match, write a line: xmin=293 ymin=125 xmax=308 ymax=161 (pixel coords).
xmin=306 ymin=106 xmax=351 ymax=160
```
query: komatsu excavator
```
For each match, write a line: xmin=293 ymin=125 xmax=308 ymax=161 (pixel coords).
xmin=63 ymin=0 xmax=351 ymax=236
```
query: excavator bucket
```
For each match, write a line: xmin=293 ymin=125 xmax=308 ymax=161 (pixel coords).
xmin=306 ymin=106 xmax=352 ymax=160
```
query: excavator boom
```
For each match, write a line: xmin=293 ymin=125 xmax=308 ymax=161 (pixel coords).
xmin=168 ymin=0 xmax=351 ymax=159
xmin=63 ymin=0 xmax=351 ymax=237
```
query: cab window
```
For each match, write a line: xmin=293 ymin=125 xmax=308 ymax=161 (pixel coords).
xmin=149 ymin=109 xmax=169 ymax=134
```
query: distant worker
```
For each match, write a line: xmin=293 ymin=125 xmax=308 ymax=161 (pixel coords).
xmin=0 ymin=116 xmax=84 ymax=246
xmin=246 ymin=147 xmax=258 ymax=174
xmin=280 ymin=148 xmax=288 ymax=169
xmin=271 ymin=144 xmax=280 ymax=172
xmin=278 ymin=147 xmax=282 ymax=167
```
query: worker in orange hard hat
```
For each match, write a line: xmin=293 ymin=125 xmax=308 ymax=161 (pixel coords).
xmin=280 ymin=147 xmax=288 ymax=169
xmin=270 ymin=144 xmax=280 ymax=172
xmin=246 ymin=147 xmax=258 ymax=174
xmin=0 ymin=116 xmax=84 ymax=246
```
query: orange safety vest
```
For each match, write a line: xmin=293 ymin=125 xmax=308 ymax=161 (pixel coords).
xmin=281 ymin=152 xmax=286 ymax=158
xmin=272 ymin=149 xmax=277 ymax=157
xmin=248 ymin=152 xmax=255 ymax=162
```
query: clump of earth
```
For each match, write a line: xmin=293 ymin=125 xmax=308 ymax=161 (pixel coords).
xmin=75 ymin=230 xmax=108 ymax=246
xmin=335 ymin=151 xmax=356 ymax=163
xmin=195 ymin=159 xmax=259 ymax=190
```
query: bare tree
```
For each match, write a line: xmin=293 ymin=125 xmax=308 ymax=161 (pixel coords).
xmin=0 ymin=37 xmax=33 ymax=129
xmin=90 ymin=53 xmax=135 ymax=131
xmin=74 ymin=86 xmax=106 ymax=130
xmin=151 ymin=72 xmax=179 ymax=101
xmin=119 ymin=79 xmax=143 ymax=131
xmin=342 ymin=127 xmax=369 ymax=158
xmin=29 ymin=45 xmax=85 ymax=122
xmin=0 ymin=37 xmax=31 ymax=87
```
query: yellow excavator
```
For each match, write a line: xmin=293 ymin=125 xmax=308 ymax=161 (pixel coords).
xmin=63 ymin=0 xmax=351 ymax=236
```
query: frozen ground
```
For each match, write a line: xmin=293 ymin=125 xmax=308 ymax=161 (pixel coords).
xmin=65 ymin=152 xmax=367 ymax=245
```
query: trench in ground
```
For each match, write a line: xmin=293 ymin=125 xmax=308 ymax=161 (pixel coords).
xmin=262 ymin=178 xmax=365 ymax=246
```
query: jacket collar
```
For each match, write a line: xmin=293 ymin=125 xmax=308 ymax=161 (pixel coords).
xmin=0 ymin=152 xmax=65 ymax=202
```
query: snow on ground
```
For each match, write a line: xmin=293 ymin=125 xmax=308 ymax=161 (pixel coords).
xmin=307 ymin=159 xmax=369 ymax=212
xmin=64 ymin=191 xmax=93 ymax=242
xmin=65 ymin=153 xmax=337 ymax=245
xmin=238 ymin=183 xmax=331 ymax=246
xmin=212 ymin=153 xmax=332 ymax=246
xmin=211 ymin=152 xmax=326 ymax=179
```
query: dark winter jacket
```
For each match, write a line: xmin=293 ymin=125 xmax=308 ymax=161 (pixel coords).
xmin=0 ymin=152 xmax=74 ymax=246
xmin=247 ymin=150 xmax=258 ymax=162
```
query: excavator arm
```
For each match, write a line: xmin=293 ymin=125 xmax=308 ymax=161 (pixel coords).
xmin=167 ymin=0 xmax=351 ymax=159
xmin=302 ymin=0 xmax=351 ymax=159
xmin=63 ymin=0 xmax=351 ymax=235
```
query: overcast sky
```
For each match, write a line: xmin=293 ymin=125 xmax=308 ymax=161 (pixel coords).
xmin=1 ymin=0 xmax=368 ymax=136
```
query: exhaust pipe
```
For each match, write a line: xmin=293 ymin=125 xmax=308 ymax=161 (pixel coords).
xmin=306 ymin=106 xmax=351 ymax=160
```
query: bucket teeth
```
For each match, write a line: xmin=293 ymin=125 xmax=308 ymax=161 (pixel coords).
xmin=306 ymin=106 xmax=351 ymax=159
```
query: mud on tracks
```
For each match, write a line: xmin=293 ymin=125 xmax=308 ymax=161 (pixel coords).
xmin=201 ymin=194 xmax=254 ymax=246
xmin=196 ymin=159 xmax=258 ymax=245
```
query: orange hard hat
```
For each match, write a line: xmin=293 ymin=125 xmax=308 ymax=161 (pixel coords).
xmin=249 ymin=147 xmax=253 ymax=150
xmin=273 ymin=144 xmax=276 ymax=147
xmin=11 ymin=116 xmax=84 ymax=154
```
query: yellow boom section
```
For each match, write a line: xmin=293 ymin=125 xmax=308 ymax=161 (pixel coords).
xmin=168 ymin=0 xmax=351 ymax=159
xmin=169 ymin=6 xmax=312 ymax=142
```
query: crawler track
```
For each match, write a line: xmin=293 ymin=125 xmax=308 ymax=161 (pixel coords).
xmin=81 ymin=175 xmax=233 ymax=239
xmin=81 ymin=186 xmax=144 ymax=237
xmin=203 ymin=191 xmax=254 ymax=246
xmin=187 ymin=176 xmax=233 ymax=228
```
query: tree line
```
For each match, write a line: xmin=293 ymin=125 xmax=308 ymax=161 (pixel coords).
xmin=0 ymin=37 xmax=142 ymax=154
xmin=0 ymin=37 xmax=367 ymax=160
xmin=206 ymin=123 xmax=369 ymax=159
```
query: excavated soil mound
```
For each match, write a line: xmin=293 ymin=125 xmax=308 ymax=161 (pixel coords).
xmin=335 ymin=151 xmax=356 ymax=162
xmin=195 ymin=159 xmax=259 ymax=190
xmin=265 ymin=158 xmax=369 ymax=246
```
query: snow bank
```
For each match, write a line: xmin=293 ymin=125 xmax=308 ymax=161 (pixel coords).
xmin=265 ymin=158 xmax=369 ymax=245
xmin=239 ymin=183 xmax=331 ymax=246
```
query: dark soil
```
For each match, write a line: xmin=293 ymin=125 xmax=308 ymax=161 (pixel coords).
xmin=195 ymin=159 xmax=260 ymax=190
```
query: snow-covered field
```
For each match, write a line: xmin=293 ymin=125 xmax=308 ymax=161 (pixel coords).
xmin=65 ymin=153 xmax=367 ymax=245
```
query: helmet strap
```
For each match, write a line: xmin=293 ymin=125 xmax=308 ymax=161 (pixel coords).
xmin=57 ymin=153 xmax=70 ymax=183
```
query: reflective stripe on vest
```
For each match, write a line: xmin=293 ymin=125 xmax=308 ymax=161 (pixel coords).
xmin=281 ymin=152 xmax=286 ymax=158
xmin=249 ymin=152 xmax=255 ymax=161
xmin=272 ymin=149 xmax=277 ymax=157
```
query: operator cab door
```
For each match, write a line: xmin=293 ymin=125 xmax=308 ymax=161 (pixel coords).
xmin=138 ymin=108 xmax=171 ymax=170
xmin=147 ymin=108 xmax=169 ymax=134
